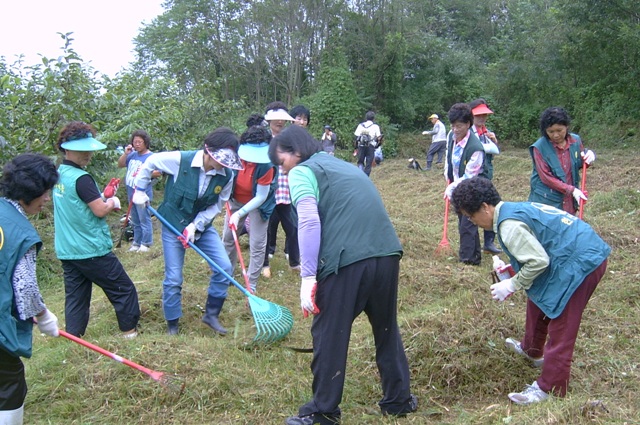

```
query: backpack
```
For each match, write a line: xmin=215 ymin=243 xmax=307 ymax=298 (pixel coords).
xmin=356 ymin=123 xmax=375 ymax=148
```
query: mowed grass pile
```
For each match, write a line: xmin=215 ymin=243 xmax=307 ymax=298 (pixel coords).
xmin=25 ymin=144 xmax=639 ymax=424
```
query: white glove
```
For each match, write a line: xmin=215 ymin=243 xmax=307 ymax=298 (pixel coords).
xmin=422 ymin=131 xmax=429 ymax=135
xmin=572 ymin=188 xmax=588 ymax=203
xmin=300 ymin=276 xmax=320 ymax=317
xmin=109 ymin=196 xmax=121 ymax=210
xmin=581 ymin=149 xmax=595 ymax=165
xmin=444 ymin=182 xmax=457 ymax=200
xmin=229 ymin=211 xmax=241 ymax=231
xmin=36 ymin=309 xmax=59 ymax=337
xmin=132 ymin=189 xmax=149 ymax=207
xmin=490 ymin=278 xmax=516 ymax=302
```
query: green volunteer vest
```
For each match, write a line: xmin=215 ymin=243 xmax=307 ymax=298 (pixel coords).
xmin=446 ymin=131 xmax=488 ymax=182
xmin=302 ymin=153 xmax=402 ymax=280
xmin=497 ymin=202 xmax=610 ymax=318
xmin=0 ymin=200 xmax=42 ymax=358
xmin=53 ymin=164 xmax=112 ymax=260
xmin=528 ymin=134 xmax=582 ymax=209
xmin=157 ymin=151 xmax=232 ymax=232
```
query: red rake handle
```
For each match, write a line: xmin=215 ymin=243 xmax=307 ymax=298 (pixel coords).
xmin=59 ymin=330 xmax=164 ymax=382
xmin=442 ymin=196 xmax=450 ymax=240
xmin=578 ymin=159 xmax=587 ymax=219
xmin=225 ymin=203 xmax=253 ymax=294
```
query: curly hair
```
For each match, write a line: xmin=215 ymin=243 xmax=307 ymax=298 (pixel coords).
xmin=451 ymin=177 xmax=501 ymax=215
xmin=240 ymin=125 xmax=272 ymax=145
xmin=56 ymin=121 xmax=96 ymax=153
xmin=130 ymin=129 xmax=151 ymax=149
xmin=0 ymin=153 xmax=58 ymax=204
xmin=539 ymin=107 xmax=571 ymax=138
xmin=447 ymin=103 xmax=473 ymax=126
xmin=246 ymin=113 xmax=267 ymax=128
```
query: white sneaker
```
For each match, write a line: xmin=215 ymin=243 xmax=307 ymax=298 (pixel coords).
xmin=505 ymin=338 xmax=544 ymax=367
xmin=508 ymin=381 xmax=549 ymax=405
xmin=121 ymin=329 xmax=138 ymax=339
xmin=138 ymin=245 xmax=150 ymax=253
xmin=128 ymin=244 xmax=140 ymax=252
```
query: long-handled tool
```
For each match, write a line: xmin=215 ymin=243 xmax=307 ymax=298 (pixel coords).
xmin=148 ymin=206 xmax=293 ymax=343
xmin=225 ymin=202 xmax=253 ymax=294
xmin=435 ymin=182 xmax=452 ymax=255
xmin=59 ymin=329 xmax=185 ymax=395
xmin=116 ymin=199 xmax=134 ymax=248
xmin=578 ymin=153 xmax=588 ymax=219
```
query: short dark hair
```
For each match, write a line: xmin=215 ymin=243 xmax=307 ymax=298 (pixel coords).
xmin=265 ymin=101 xmax=288 ymax=114
xmin=447 ymin=103 xmax=473 ymax=125
xmin=290 ymin=105 xmax=311 ymax=125
xmin=468 ymin=98 xmax=487 ymax=110
xmin=203 ymin=127 xmax=239 ymax=151
xmin=451 ymin=177 xmax=502 ymax=215
xmin=240 ymin=124 xmax=272 ymax=145
xmin=0 ymin=153 xmax=59 ymax=204
xmin=268 ymin=125 xmax=321 ymax=165
xmin=130 ymin=130 xmax=151 ymax=149
xmin=539 ymin=107 xmax=571 ymax=138
xmin=246 ymin=113 xmax=267 ymax=128
xmin=56 ymin=121 xmax=96 ymax=153
xmin=365 ymin=111 xmax=375 ymax=121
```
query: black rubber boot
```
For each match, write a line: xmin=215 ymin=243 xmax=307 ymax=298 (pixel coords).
xmin=483 ymin=231 xmax=503 ymax=254
xmin=202 ymin=295 xmax=227 ymax=335
xmin=167 ymin=318 xmax=179 ymax=335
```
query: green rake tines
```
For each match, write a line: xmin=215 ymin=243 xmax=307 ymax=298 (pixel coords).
xmin=149 ymin=207 xmax=293 ymax=343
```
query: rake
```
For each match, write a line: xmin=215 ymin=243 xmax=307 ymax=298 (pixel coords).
xmin=225 ymin=202 xmax=253 ymax=293
xmin=578 ymin=152 xmax=588 ymax=219
xmin=59 ymin=330 xmax=185 ymax=396
xmin=148 ymin=206 xmax=294 ymax=343
xmin=436 ymin=185 xmax=452 ymax=255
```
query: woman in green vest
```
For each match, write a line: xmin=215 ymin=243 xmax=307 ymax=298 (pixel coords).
xmin=529 ymin=107 xmax=596 ymax=215
xmin=270 ymin=125 xmax=416 ymax=425
xmin=452 ymin=177 xmax=609 ymax=405
xmin=0 ymin=154 xmax=60 ymax=424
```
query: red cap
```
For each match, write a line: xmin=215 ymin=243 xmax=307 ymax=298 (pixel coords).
xmin=472 ymin=104 xmax=494 ymax=115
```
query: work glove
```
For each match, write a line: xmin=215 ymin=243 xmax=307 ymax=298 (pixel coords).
xmin=102 ymin=178 xmax=120 ymax=199
xmin=572 ymin=188 xmax=588 ymax=203
xmin=132 ymin=189 xmax=149 ymax=207
xmin=229 ymin=211 xmax=242 ymax=231
xmin=444 ymin=182 xmax=457 ymax=200
xmin=178 ymin=223 xmax=196 ymax=249
xmin=422 ymin=131 xmax=430 ymax=135
xmin=300 ymin=276 xmax=320 ymax=318
xmin=490 ymin=278 xmax=516 ymax=302
xmin=581 ymin=149 xmax=595 ymax=165
xmin=109 ymin=196 xmax=121 ymax=211
xmin=36 ymin=309 xmax=59 ymax=337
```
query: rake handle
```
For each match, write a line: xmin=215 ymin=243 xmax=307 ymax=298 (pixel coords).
xmin=225 ymin=203 xmax=253 ymax=293
xmin=59 ymin=330 xmax=163 ymax=381
xmin=148 ymin=206 xmax=252 ymax=298
xmin=578 ymin=156 xmax=587 ymax=219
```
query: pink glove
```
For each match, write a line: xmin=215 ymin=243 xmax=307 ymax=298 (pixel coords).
xmin=177 ymin=223 xmax=196 ymax=249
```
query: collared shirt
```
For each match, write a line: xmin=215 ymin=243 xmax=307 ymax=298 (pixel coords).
xmin=134 ymin=150 xmax=233 ymax=231
xmin=494 ymin=201 xmax=550 ymax=290
xmin=445 ymin=132 xmax=484 ymax=183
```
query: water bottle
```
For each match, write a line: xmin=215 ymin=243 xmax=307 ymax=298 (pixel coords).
xmin=491 ymin=255 xmax=515 ymax=283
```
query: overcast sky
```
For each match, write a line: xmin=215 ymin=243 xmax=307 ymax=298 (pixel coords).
xmin=0 ymin=0 xmax=165 ymax=77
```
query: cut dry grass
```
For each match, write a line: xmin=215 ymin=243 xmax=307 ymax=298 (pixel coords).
xmin=24 ymin=144 xmax=640 ymax=424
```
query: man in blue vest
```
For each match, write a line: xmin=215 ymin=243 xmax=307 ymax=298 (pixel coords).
xmin=451 ymin=176 xmax=609 ymax=405
xmin=133 ymin=128 xmax=243 ymax=336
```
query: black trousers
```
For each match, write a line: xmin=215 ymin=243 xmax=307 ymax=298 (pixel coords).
xmin=0 ymin=348 xmax=26 ymax=411
xmin=298 ymin=256 xmax=412 ymax=418
xmin=264 ymin=204 xmax=299 ymax=267
xmin=357 ymin=144 xmax=375 ymax=176
xmin=426 ymin=141 xmax=446 ymax=167
xmin=457 ymin=213 xmax=481 ymax=265
xmin=62 ymin=252 xmax=140 ymax=336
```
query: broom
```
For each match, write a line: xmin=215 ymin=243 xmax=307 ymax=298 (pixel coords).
xmin=148 ymin=206 xmax=294 ymax=343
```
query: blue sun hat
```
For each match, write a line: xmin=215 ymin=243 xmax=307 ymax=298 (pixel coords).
xmin=238 ymin=123 xmax=273 ymax=164
xmin=60 ymin=133 xmax=107 ymax=151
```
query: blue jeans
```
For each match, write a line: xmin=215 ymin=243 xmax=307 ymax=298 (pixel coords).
xmin=161 ymin=225 xmax=232 ymax=321
xmin=127 ymin=186 xmax=153 ymax=246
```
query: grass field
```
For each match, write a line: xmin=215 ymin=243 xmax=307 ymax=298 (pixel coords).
xmin=24 ymin=142 xmax=640 ymax=424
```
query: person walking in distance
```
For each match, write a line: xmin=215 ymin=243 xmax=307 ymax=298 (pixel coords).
xmin=353 ymin=111 xmax=381 ymax=177
xmin=422 ymin=113 xmax=447 ymax=170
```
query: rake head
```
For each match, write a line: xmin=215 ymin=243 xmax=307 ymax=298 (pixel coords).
xmin=155 ymin=372 xmax=186 ymax=397
xmin=247 ymin=294 xmax=294 ymax=343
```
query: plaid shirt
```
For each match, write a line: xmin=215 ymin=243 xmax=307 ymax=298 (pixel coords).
xmin=275 ymin=166 xmax=291 ymax=205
